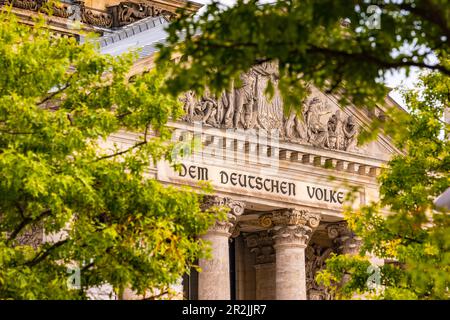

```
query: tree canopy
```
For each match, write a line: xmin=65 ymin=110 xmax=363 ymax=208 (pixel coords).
xmin=316 ymin=70 xmax=449 ymax=299
xmin=0 ymin=11 xmax=219 ymax=299
xmin=158 ymin=0 xmax=449 ymax=111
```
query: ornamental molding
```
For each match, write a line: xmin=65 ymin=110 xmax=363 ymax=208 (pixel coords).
xmin=259 ymin=208 xmax=321 ymax=229
xmin=108 ymin=1 xmax=176 ymax=27
xmin=1 ymin=0 xmax=183 ymax=29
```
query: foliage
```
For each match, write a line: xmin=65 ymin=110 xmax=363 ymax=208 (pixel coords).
xmin=157 ymin=0 xmax=449 ymax=113
xmin=0 ymin=11 xmax=220 ymax=299
xmin=317 ymin=70 xmax=450 ymax=300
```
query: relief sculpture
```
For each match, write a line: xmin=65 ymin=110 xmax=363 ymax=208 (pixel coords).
xmin=305 ymin=243 xmax=333 ymax=300
xmin=181 ymin=62 xmax=361 ymax=152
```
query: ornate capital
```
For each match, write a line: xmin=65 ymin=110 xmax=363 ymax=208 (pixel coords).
xmin=244 ymin=231 xmax=275 ymax=264
xmin=201 ymin=196 xmax=245 ymax=216
xmin=271 ymin=225 xmax=312 ymax=247
xmin=326 ymin=221 xmax=362 ymax=254
xmin=258 ymin=209 xmax=321 ymax=248
xmin=327 ymin=221 xmax=351 ymax=239
xmin=207 ymin=220 xmax=235 ymax=236
xmin=259 ymin=208 xmax=321 ymax=229
xmin=227 ymin=199 xmax=246 ymax=216
xmin=201 ymin=196 xmax=245 ymax=237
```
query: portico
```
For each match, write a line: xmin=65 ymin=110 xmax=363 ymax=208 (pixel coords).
xmin=104 ymin=81 xmax=400 ymax=300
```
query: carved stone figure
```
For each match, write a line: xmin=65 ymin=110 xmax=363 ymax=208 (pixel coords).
xmin=233 ymin=71 xmax=256 ymax=128
xmin=200 ymin=94 xmax=218 ymax=126
xmin=294 ymin=115 xmax=308 ymax=141
xmin=180 ymin=91 xmax=197 ymax=122
xmin=305 ymin=97 xmax=330 ymax=147
xmin=305 ymin=243 xmax=334 ymax=300
xmin=252 ymin=61 xmax=283 ymax=131
xmin=343 ymin=115 xmax=359 ymax=151
xmin=284 ymin=112 xmax=307 ymax=142
xmin=325 ymin=110 xmax=345 ymax=149
xmin=109 ymin=1 xmax=175 ymax=27
xmin=326 ymin=113 xmax=338 ymax=149
xmin=221 ymin=90 xmax=234 ymax=128
xmin=119 ymin=2 xmax=149 ymax=25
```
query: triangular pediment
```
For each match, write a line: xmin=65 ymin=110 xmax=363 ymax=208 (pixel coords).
xmin=180 ymin=62 xmax=403 ymax=162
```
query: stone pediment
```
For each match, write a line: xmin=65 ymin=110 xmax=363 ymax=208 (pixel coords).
xmin=180 ymin=61 xmax=402 ymax=161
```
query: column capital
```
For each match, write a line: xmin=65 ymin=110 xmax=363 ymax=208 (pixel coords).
xmin=202 ymin=196 xmax=246 ymax=237
xmin=258 ymin=209 xmax=321 ymax=248
xmin=326 ymin=221 xmax=362 ymax=254
xmin=244 ymin=231 xmax=275 ymax=264
xmin=326 ymin=221 xmax=351 ymax=239
xmin=201 ymin=196 xmax=245 ymax=216
xmin=272 ymin=225 xmax=312 ymax=248
xmin=259 ymin=208 xmax=321 ymax=229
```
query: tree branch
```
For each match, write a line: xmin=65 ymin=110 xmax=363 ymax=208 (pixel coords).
xmin=141 ymin=290 xmax=170 ymax=300
xmin=25 ymin=239 xmax=68 ymax=267
xmin=92 ymin=124 xmax=151 ymax=162
xmin=306 ymin=45 xmax=450 ymax=76
xmin=37 ymin=74 xmax=74 ymax=107
xmin=191 ymin=39 xmax=450 ymax=76
xmin=396 ymin=0 xmax=450 ymax=39
xmin=7 ymin=209 xmax=52 ymax=243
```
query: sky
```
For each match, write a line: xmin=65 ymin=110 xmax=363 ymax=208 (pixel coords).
xmin=192 ymin=0 xmax=421 ymax=109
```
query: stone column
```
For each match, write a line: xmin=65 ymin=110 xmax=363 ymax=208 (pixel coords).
xmin=260 ymin=209 xmax=320 ymax=300
xmin=198 ymin=196 xmax=245 ymax=300
xmin=245 ymin=231 xmax=275 ymax=300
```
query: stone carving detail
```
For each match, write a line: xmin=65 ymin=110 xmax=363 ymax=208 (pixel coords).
xmin=80 ymin=3 xmax=113 ymax=28
xmin=327 ymin=221 xmax=362 ymax=254
xmin=2 ymin=0 xmax=113 ymax=28
xmin=180 ymin=63 xmax=362 ymax=152
xmin=201 ymin=196 xmax=245 ymax=236
xmin=271 ymin=225 xmax=312 ymax=247
xmin=6 ymin=0 xmax=42 ymax=10
xmin=305 ymin=243 xmax=333 ymax=300
xmin=181 ymin=61 xmax=283 ymax=131
xmin=1 ymin=0 xmax=177 ymax=29
xmin=305 ymin=223 xmax=362 ymax=300
xmin=244 ymin=231 xmax=275 ymax=264
xmin=109 ymin=1 xmax=175 ymax=27
xmin=260 ymin=208 xmax=321 ymax=229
